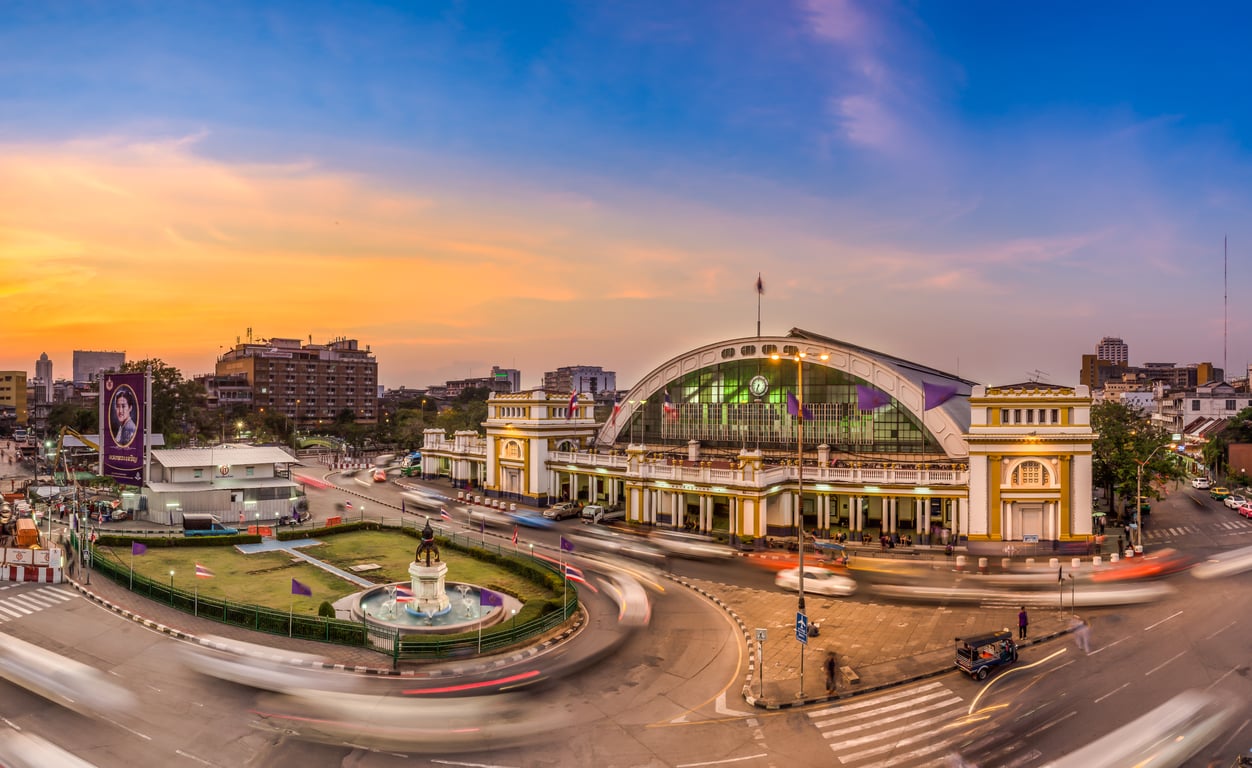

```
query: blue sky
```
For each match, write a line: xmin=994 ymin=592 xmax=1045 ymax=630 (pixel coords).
xmin=3 ymin=1 xmax=1251 ymax=389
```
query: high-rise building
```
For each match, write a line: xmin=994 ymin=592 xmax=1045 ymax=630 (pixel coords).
xmin=216 ymin=336 xmax=378 ymax=428
xmin=543 ymin=365 xmax=617 ymax=396
xmin=1095 ymin=337 xmax=1128 ymax=366
xmin=34 ymin=353 xmax=52 ymax=402
xmin=73 ymin=350 xmax=126 ymax=384
xmin=489 ymin=366 xmax=521 ymax=392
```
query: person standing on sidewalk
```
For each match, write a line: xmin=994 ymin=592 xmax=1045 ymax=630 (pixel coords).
xmin=824 ymin=651 xmax=838 ymax=692
xmin=1018 ymin=607 xmax=1028 ymax=639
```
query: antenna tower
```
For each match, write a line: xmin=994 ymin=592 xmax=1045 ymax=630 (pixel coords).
xmin=1224 ymin=236 xmax=1228 ymax=380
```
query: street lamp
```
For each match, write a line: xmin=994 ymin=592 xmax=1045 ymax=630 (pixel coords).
xmin=771 ymin=348 xmax=828 ymax=698
xmin=1133 ymin=442 xmax=1174 ymax=553
xmin=169 ymin=569 xmax=175 ymax=591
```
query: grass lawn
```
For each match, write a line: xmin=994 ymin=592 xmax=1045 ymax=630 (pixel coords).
xmin=97 ymin=530 xmax=555 ymax=615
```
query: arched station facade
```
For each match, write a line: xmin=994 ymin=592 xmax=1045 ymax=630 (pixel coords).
xmin=419 ymin=328 xmax=1095 ymax=551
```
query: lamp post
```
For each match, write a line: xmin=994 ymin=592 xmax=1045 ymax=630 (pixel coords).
xmin=169 ymin=569 xmax=175 ymax=591
xmin=771 ymin=348 xmax=828 ymax=699
xmin=1133 ymin=442 xmax=1173 ymax=553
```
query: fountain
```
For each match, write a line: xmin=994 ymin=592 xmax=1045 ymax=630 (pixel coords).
xmin=352 ymin=518 xmax=521 ymax=636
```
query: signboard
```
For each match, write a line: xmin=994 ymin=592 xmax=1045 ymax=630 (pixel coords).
xmin=1023 ymin=534 xmax=1039 ymax=543
xmin=101 ymin=372 xmax=146 ymax=487
xmin=755 ymin=628 xmax=768 ymax=643
xmin=795 ymin=612 xmax=809 ymax=645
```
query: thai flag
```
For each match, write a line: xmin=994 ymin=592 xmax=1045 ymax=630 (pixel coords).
xmin=194 ymin=563 xmax=215 ymax=579
xmin=344 ymin=501 xmax=353 ymax=510
xmin=663 ymin=389 xmax=678 ymax=419
xmin=440 ymin=507 xmax=452 ymax=522
xmin=608 ymin=397 xmax=622 ymax=427
xmin=567 ymin=391 xmax=579 ymax=419
xmin=512 ymin=526 xmax=518 ymax=545
xmin=394 ymin=586 xmax=414 ymax=602
xmin=564 ymin=564 xmax=588 ymax=585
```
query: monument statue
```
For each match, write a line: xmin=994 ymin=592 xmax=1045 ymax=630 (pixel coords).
xmin=415 ymin=518 xmax=441 ymax=567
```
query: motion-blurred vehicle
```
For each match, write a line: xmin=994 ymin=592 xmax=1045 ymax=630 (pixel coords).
xmin=1211 ymin=486 xmax=1231 ymax=501
xmin=605 ymin=573 xmax=651 ymax=627
xmin=0 ymin=731 xmax=97 ymax=768
xmin=0 ymin=632 xmax=137 ymax=717
xmin=774 ymin=566 xmax=856 ymax=597
xmin=180 ymin=635 xmax=355 ymax=694
xmin=542 ymin=502 xmax=581 ymax=520
xmin=570 ymin=526 xmax=664 ymax=561
xmin=649 ymin=530 xmax=736 ymax=559
xmin=1192 ymin=476 xmax=1212 ymax=489
xmin=400 ymin=488 xmax=451 ymax=512
xmin=1091 ymin=547 xmax=1190 ymax=581
xmin=1191 ymin=543 xmax=1252 ymax=580
xmin=1223 ymin=493 xmax=1247 ymax=509
xmin=1038 ymin=689 xmax=1239 ymax=768
xmin=954 ymin=630 xmax=1017 ymax=681
xmin=507 ymin=509 xmax=554 ymax=529
xmin=372 ymin=469 xmax=388 ymax=483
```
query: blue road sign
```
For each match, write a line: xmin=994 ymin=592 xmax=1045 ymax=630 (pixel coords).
xmin=796 ymin=611 xmax=808 ymax=645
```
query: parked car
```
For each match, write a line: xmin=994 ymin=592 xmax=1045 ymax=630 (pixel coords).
xmin=1224 ymin=494 xmax=1248 ymax=510
xmin=581 ymin=504 xmax=625 ymax=525
xmin=542 ymin=502 xmax=581 ymax=520
xmin=774 ymin=566 xmax=856 ymax=597
xmin=1211 ymin=487 xmax=1231 ymax=501
xmin=1240 ymin=503 xmax=1252 ymax=520
xmin=1192 ymin=477 xmax=1212 ymax=489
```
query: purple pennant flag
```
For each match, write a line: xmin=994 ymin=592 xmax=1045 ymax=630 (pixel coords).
xmin=479 ymin=588 xmax=504 ymax=607
xmin=856 ymin=385 xmax=892 ymax=411
xmin=291 ymin=578 xmax=312 ymax=596
xmin=560 ymin=535 xmax=575 ymax=553
xmin=786 ymin=391 xmax=814 ymax=421
xmin=131 ymin=541 xmax=147 ymax=556
xmin=924 ymin=382 xmax=960 ymax=410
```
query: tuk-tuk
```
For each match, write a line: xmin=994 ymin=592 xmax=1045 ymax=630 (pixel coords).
xmin=955 ymin=630 xmax=1018 ymax=680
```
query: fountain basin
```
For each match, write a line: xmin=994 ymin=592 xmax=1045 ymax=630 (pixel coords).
xmin=352 ymin=582 xmax=521 ymax=636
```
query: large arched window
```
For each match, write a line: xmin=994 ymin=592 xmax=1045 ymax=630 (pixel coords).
xmin=1010 ymin=460 xmax=1051 ymax=487
xmin=503 ymin=440 xmax=522 ymax=460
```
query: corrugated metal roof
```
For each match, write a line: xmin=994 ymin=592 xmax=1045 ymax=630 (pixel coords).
xmin=151 ymin=446 xmax=302 ymax=468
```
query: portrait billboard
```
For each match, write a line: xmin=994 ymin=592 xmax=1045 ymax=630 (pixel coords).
xmin=102 ymin=372 xmax=145 ymax=486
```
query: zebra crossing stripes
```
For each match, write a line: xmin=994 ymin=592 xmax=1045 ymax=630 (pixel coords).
xmin=0 ymin=585 xmax=74 ymax=622
xmin=809 ymin=680 xmax=969 ymax=767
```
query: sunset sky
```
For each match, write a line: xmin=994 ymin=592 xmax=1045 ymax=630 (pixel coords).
xmin=4 ymin=2 xmax=1252 ymax=390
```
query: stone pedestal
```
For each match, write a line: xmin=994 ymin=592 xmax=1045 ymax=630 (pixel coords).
xmin=406 ymin=561 xmax=452 ymax=618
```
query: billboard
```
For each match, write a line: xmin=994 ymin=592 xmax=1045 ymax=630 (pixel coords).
xmin=102 ymin=372 xmax=145 ymax=486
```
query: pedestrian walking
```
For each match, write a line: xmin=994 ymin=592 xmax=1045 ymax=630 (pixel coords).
xmin=824 ymin=651 xmax=838 ymax=692
xmin=1070 ymin=617 xmax=1092 ymax=653
xmin=1018 ymin=607 xmax=1028 ymax=639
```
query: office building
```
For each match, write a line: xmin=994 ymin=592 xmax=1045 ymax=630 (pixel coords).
xmin=0 ymin=371 xmax=29 ymax=428
xmin=73 ymin=350 xmax=125 ymax=385
xmin=1096 ymin=336 xmax=1128 ymax=366
xmin=543 ymin=365 xmax=616 ymax=396
xmin=34 ymin=353 xmax=52 ymax=402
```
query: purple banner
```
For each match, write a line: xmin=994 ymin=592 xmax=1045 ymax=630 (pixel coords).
xmin=102 ymin=372 xmax=145 ymax=486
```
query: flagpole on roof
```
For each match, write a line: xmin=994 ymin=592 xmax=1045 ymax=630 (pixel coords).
xmin=755 ymin=273 xmax=764 ymax=337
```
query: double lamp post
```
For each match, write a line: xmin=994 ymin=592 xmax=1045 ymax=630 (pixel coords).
xmin=1132 ymin=442 xmax=1174 ymax=552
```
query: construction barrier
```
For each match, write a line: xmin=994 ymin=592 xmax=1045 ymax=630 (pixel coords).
xmin=326 ymin=515 xmax=343 ymax=526
xmin=1 ymin=565 xmax=62 ymax=583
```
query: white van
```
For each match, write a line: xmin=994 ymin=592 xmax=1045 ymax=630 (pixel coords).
xmin=581 ymin=505 xmax=625 ymax=524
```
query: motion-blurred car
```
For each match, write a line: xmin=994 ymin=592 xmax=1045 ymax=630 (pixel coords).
xmin=1223 ymin=493 xmax=1247 ymax=509
xmin=1192 ymin=476 xmax=1212 ymax=489
xmin=372 ymin=469 xmax=388 ymax=483
xmin=774 ymin=566 xmax=856 ymax=597
xmin=1211 ymin=486 xmax=1231 ymax=501
xmin=542 ymin=502 xmax=581 ymax=520
xmin=1191 ymin=543 xmax=1252 ymax=580
xmin=570 ymin=526 xmax=664 ymax=561
xmin=507 ymin=509 xmax=554 ymax=529
xmin=649 ymin=530 xmax=736 ymax=559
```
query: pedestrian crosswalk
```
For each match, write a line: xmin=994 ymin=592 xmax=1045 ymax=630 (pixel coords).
xmin=1142 ymin=519 xmax=1252 ymax=541
xmin=808 ymin=680 xmax=990 ymax=767
xmin=0 ymin=585 xmax=74 ymax=622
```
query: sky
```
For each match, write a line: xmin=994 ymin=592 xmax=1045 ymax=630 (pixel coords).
xmin=4 ymin=1 xmax=1252 ymax=391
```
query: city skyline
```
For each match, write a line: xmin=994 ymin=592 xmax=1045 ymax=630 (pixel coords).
xmin=4 ymin=2 xmax=1252 ymax=389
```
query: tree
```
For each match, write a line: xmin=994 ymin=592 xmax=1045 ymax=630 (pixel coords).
xmin=1091 ymin=401 xmax=1184 ymax=517
xmin=1202 ymin=406 xmax=1252 ymax=482
xmin=47 ymin=402 xmax=96 ymax=433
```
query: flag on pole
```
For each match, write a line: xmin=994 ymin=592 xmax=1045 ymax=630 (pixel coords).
xmin=344 ymin=500 xmax=354 ymax=510
xmin=924 ymin=382 xmax=960 ymax=410
xmin=131 ymin=541 xmax=147 ymax=556
xmin=560 ymin=535 xmax=575 ymax=553
xmin=440 ymin=507 xmax=452 ymax=522
xmin=856 ymin=384 xmax=892 ymax=411
xmin=512 ymin=526 xmax=518 ymax=545
xmin=1057 ymin=566 xmax=1064 ymax=584
xmin=663 ymin=389 xmax=678 ymax=419
xmin=608 ymin=396 xmax=622 ymax=428
xmin=567 ymin=390 xmax=579 ymax=419
xmin=564 ymin=564 xmax=588 ymax=585
xmin=195 ymin=563 xmax=215 ymax=579
xmin=394 ymin=586 xmax=414 ymax=602
xmin=401 ymin=498 xmax=407 ymax=515
xmin=756 ymin=273 xmax=764 ymax=294
xmin=786 ymin=391 xmax=813 ymax=421
xmin=291 ymin=578 xmax=313 ymax=596
xmin=480 ymin=588 xmax=504 ymax=607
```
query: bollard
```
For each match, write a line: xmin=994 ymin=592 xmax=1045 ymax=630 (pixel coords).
xmin=977 ymin=557 xmax=989 ymax=574
xmin=1092 ymin=556 xmax=1102 ymax=567
xmin=955 ymin=555 xmax=966 ymax=572
xmin=1048 ymin=557 xmax=1059 ymax=569
xmin=1125 ymin=548 xmax=1135 ymax=558
xmin=1025 ymin=558 xmax=1035 ymax=567
xmin=1001 ymin=558 xmax=1011 ymax=571
xmin=1110 ymin=553 xmax=1119 ymax=563
xmin=1071 ymin=557 xmax=1082 ymax=570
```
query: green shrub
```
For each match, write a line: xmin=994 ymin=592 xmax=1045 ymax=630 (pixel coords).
xmin=317 ymin=601 xmax=336 ymax=618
